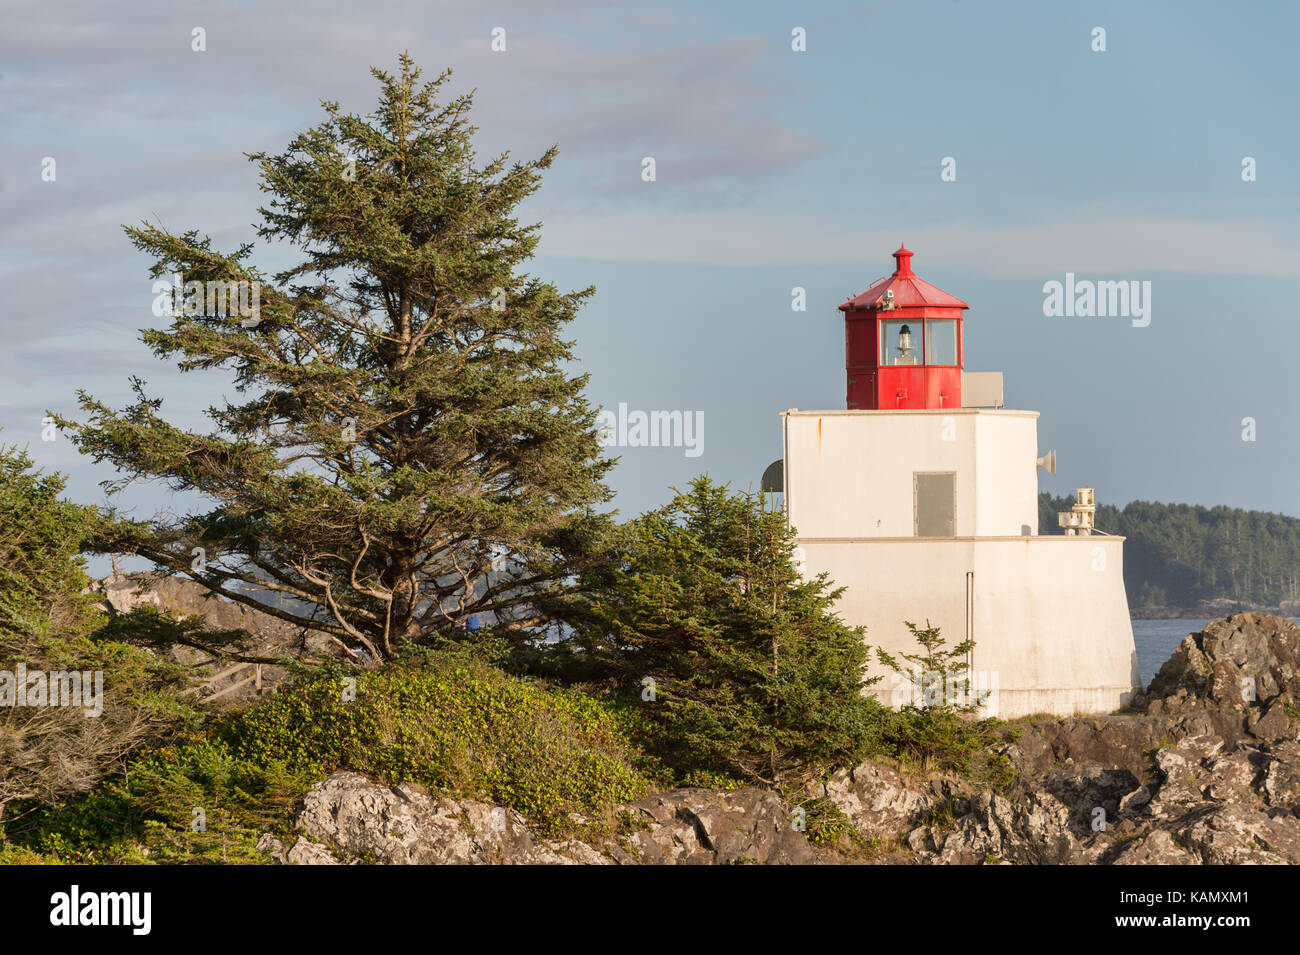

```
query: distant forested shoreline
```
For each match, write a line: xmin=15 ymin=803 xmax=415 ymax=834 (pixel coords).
xmin=1037 ymin=493 xmax=1300 ymax=618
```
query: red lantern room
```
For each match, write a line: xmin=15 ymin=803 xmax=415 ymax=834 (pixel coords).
xmin=839 ymin=245 xmax=969 ymax=410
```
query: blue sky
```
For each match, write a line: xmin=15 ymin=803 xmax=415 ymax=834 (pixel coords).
xmin=2 ymin=0 xmax=1299 ymax=555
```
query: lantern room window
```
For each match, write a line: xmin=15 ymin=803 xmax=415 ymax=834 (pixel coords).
xmin=926 ymin=319 xmax=958 ymax=365
xmin=882 ymin=320 xmax=919 ymax=366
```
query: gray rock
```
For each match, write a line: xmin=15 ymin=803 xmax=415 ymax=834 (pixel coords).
xmin=908 ymin=790 xmax=1083 ymax=865
xmin=255 ymin=833 xmax=286 ymax=863
xmin=286 ymin=837 xmax=340 ymax=865
xmin=1201 ymin=749 xmax=1264 ymax=803
xmin=1118 ymin=785 xmax=1151 ymax=814
xmin=1248 ymin=698 xmax=1293 ymax=741
xmin=620 ymin=788 xmax=816 ymax=865
xmin=1110 ymin=829 xmax=1196 ymax=865
xmin=811 ymin=760 xmax=934 ymax=841
xmin=1041 ymin=765 xmax=1141 ymax=827
xmin=85 ymin=572 xmax=338 ymax=704
xmin=269 ymin=771 xmax=820 ymax=866
xmin=1147 ymin=612 xmax=1300 ymax=742
xmin=293 ymin=772 xmax=575 ymax=865
xmin=1262 ymin=742 xmax=1300 ymax=809
xmin=1168 ymin=803 xmax=1300 ymax=865
xmin=1148 ymin=737 xmax=1220 ymax=809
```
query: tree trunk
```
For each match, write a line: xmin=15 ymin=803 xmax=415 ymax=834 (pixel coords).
xmin=386 ymin=550 xmax=422 ymax=650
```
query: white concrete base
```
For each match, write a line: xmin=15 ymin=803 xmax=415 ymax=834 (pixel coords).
xmin=798 ymin=536 xmax=1140 ymax=720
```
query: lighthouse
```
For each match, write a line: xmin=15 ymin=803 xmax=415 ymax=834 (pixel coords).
xmin=776 ymin=246 xmax=1140 ymax=718
xmin=842 ymin=243 xmax=968 ymax=411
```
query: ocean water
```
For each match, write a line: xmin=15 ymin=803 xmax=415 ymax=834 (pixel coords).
xmin=1132 ymin=618 xmax=1300 ymax=689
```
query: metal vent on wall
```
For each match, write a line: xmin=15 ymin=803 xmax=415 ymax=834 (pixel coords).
xmin=914 ymin=471 xmax=956 ymax=537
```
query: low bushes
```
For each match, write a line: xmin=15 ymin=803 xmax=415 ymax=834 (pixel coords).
xmin=225 ymin=652 xmax=648 ymax=832
xmin=6 ymin=652 xmax=649 ymax=862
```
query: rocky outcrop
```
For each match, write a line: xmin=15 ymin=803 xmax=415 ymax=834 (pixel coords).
xmin=88 ymin=573 xmax=334 ymax=704
xmin=809 ymin=760 xmax=938 ymax=843
xmin=281 ymin=771 xmax=592 ymax=864
xmin=899 ymin=733 xmax=1300 ymax=866
xmin=1146 ymin=612 xmax=1300 ymax=741
xmin=1134 ymin=599 xmax=1300 ymax=621
xmin=619 ymin=789 xmax=816 ymax=864
xmin=92 ymin=573 xmax=303 ymax=638
xmin=1002 ymin=614 xmax=1300 ymax=780
xmin=895 ymin=614 xmax=1300 ymax=865
xmin=262 ymin=772 xmax=817 ymax=865
xmin=251 ymin=612 xmax=1299 ymax=865
xmin=906 ymin=788 xmax=1084 ymax=864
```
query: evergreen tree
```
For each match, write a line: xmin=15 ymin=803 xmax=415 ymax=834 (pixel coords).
xmin=0 ymin=443 xmax=190 ymax=830
xmin=875 ymin=619 xmax=979 ymax=711
xmin=568 ymin=477 xmax=878 ymax=789
xmin=55 ymin=56 xmax=612 ymax=662
xmin=871 ymin=621 xmax=997 ymax=775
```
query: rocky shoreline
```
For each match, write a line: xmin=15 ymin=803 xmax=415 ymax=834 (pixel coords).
xmin=1132 ymin=602 xmax=1300 ymax=620
xmin=254 ymin=612 xmax=1300 ymax=865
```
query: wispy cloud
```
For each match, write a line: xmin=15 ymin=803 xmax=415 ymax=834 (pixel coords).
xmin=540 ymin=205 xmax=1300 ymax=276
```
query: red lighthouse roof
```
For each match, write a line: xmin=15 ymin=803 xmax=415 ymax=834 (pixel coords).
xmin=839 ymin=244 xmax=969 ymax=311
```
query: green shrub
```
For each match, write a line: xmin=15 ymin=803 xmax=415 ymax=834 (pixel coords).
xmin=224 ymin=654 xmax=647 ymax=833
xmin=873 ymin=705 xmax=1002 ymax=776
xmin=6 ymin=653 xmax=649 ymax=862
xmin=11 ymin=736 xmax=312 ymax=864
xmin=800 ymin=796 xmax=871 ymax=852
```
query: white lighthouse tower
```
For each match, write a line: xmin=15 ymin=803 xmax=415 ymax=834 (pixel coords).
xmin=775 ymin=246 xmax=1140 ymax=718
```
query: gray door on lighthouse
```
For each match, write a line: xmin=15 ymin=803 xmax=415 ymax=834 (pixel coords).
xmin=914 ymin=472 xmax=956 ymax=537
